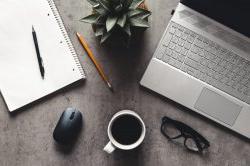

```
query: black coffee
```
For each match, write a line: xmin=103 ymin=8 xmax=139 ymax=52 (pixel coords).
xmin=111 ymin=115 xmax=142 ymax=145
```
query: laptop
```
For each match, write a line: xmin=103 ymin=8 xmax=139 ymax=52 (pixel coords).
xmin=141 ymin=0 xmax=250 ymax=138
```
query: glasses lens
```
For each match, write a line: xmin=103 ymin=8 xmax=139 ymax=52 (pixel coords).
xmin=184 ymin=137 xmax=199 ymax=152
xmin=162 ymin=123 xmax=181 ymax=139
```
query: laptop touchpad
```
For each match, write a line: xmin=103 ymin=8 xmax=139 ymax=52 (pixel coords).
xmin=195 ymin=88 xmax=242 ymax=126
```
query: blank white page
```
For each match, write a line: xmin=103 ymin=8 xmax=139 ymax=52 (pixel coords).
xmin=0 ymin=0 xmax=85 ymax=111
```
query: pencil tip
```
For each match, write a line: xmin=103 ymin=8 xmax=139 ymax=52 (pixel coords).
xmin=107 ymin=82 xmax=114 ymax=92
xmin=32 ymin=25 xmax=35 ymax=32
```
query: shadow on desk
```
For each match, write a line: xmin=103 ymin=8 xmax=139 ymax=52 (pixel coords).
xmin=111 ymin=146 xmax=143 ymax=166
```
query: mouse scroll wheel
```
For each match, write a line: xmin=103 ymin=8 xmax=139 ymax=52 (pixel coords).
xmin=70 ymin=112 xmax=75 ymax=120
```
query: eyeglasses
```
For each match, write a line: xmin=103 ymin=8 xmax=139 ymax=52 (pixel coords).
xmin=161 ymin=116 xmax=210 ymax=153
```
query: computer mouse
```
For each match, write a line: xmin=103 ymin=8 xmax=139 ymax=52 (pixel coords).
xmin=53 ymin=107 xmax=83 ymax=145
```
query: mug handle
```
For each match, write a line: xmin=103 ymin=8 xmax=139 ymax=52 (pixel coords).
xmin=103 ymin=141 xmax=115 ymax=154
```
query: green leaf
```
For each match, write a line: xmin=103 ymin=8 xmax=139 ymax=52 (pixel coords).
xmin=80 ymin=13 xmax=100 ymax=24
xmin=130 ymin=18 xmax=149 ymax=27
xmin=95 ymin=16 xmax=106 ymax=25
xmin=93 ymin=4 xmax=108 ymax=15
xmin=98 ymin=0 xmax=111 ymax=12
xmin=106 ymin=15 xmax=118 ymax=32
xmin=129 ymin=0 xmax=144 ymax=9
xmin=123 ymin=23 xmax=131 ymax=36
xmin=95 ymin=26 xmax=105 ymax=36
xmin=128 ymin=8 xmax=151 ymax=18
xmin=128 ymin=9 xmax=142 ymax=17
xmin=117 ymin=14 xmax=127 ymax=28
xmin=101 ymin=31 xmax=112 ymax=43
xmin=125 ymin=0 xmax=133 ymax=8
xmin=87 ymin=0 xmax=98 ymax=6
xmin=132 ymin=12 xmax=151 ymax=20
xmin=139 ymin=13 xmax=151 ymax=19
xmin=115 ymin=4 xmax=123 ymax=12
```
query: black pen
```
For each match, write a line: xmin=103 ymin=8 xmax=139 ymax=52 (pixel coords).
xmin=32 ymin=25 xmax=45 ymax=79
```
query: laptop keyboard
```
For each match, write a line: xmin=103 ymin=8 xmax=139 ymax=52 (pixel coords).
xmin=156 ymin=21 xmax=250 ymax=104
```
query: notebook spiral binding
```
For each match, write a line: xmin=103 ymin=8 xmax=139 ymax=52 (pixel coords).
xmin=46 ymin=0 xmax=85 ymax=78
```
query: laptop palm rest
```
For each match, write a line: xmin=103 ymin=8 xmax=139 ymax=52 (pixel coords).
xmin=195 ymin=88 xmax=242 ymax=126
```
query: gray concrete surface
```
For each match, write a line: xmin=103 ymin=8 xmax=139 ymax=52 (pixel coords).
xmin=0 ymin=0 xmax=250 ymax=165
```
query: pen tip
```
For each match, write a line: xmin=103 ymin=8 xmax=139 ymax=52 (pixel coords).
xmin=32 ymin=25 xmax=35 ymax=32
xmin=107 ymin=82 xmax=114 ymax=92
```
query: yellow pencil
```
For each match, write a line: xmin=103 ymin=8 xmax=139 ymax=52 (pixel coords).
xmin=76 ymin=32 xmax=113 ymax=91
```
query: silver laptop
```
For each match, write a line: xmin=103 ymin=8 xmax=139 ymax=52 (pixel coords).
xmin=141 ymin=0 xmax=250 ymax=138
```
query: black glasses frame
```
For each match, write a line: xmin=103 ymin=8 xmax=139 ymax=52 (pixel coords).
xmin=161 ymin=116 xmax=210 ymax=153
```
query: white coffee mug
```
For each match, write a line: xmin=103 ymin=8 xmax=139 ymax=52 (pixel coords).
xmin=103 ymin=110 xmax=146 ymax=154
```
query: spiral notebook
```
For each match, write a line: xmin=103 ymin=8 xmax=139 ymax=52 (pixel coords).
xmin=0 ymin=0 xmax=85 ymax=112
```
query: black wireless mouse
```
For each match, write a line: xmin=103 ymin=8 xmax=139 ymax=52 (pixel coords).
xmin=53 ymin=107 xmax=83 ymax=145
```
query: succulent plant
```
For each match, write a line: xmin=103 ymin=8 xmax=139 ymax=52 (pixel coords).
xmin=80 ymin=0 xmax=151 ymax=44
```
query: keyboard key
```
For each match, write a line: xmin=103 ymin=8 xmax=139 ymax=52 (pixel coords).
xmin=213 ymin=56 xmax=222 ymax=64
xmin=181 ymin=64 xmax=188 ymax=73
xmin=180 ymin=47 xmax=188 ymax=56
xmin=203 ymin=38 xmax=209 ymax=48
xmin=224 ymin=62 xmax=233 ymax=70
xmin=188 ymin=52 xmax=201 ymax=62
xmin=245 ymin=64 xmax=250 ymax=73
xmin=214 ymin=65 xmax=223 ymax=73
xmin=244 ymin=88 xmax=250 ymax=96
xmin=168 ymin=42 xmax=176 ymax=50
xmin=238 ymin=85 xmax=247 ymax=94
xmin=177 ymin=53 xmax=185 ymax=63
xmin=206 ymin=52 xmax=216 ymax=61
xmin=241 ymin=78 xmax=249 ymax=85
xmin=220 ymin=76 xmax=229 ymax=84
xmin=176 ymin=29 xmax=183 ymax=37
xmin=238 ymin=70 xmax=246 ymax=77
xmin=220 ymin=60 xmax=228 ymax=68
xmin=200 ymin=58 xmax=208 ymax=66
xmin=225 ymin=52 xmax=234 ymax=61
xmin=194 ymin=37 xmax=204 ymax=48
xmin=184 ymin=42 xmax=191 ymax=49
xmin=213 ymin=72 xmax=222 ymax=80
xmin=226 ymin=72 xmax=235 ymax=79
xmin=156 ymin=46 xmax=166 ymax=60
xmin=162 ymin=54 xmax=170 ymax=63
xmin=172 ymin=35 xmax=179 ymax=43
xmin=169 ymin=24 xmax=176 ymax=34
xmin=174 ymin=45 xmax=182 ymax=53
xmin=186 ymin=66 xmax=196 ymax=75
xmin=190 ymin=45 xmax=199 ymax=54
xmin=198 ymin=48 xmax=204 ymax=57
xmin=187 ymin=34 xmax=195 ymax=43
xmin=165 ymin=47 xmax=172 ymax=56
xmin=181 ymin=31 xmax=189 ymax=40
xmin=163 ymin=33 xmax=173 ymax=46
xmin=207 ymin=61 xmax=216 ymax=69
xmin=246 ymin=82 xmax=250 ymax=88
xmin=232 ymin=67 xmax=241 ymax=73
xmin=178 ymin=38 xmax=185 ymax=46
xmin=171 ymin=51 xmax=178 ymax=59
xmin=168 ymin=57 xmax=182 ymax=69
xmin=206 ymin=68 xmax=215 ymax=77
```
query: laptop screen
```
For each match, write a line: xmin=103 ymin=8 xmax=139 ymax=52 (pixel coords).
xmin=181 ymin=0 xmax=250 ymax=37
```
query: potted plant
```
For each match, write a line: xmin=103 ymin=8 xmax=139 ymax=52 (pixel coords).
xmin=80 ymin=0 xmax=151 ymax=46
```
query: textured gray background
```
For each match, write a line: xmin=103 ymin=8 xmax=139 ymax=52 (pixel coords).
xmin=0 ymin=0 xmax=250 ymax=165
